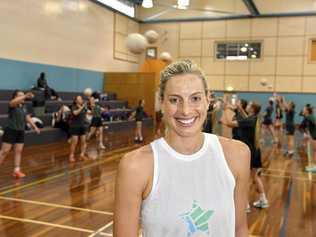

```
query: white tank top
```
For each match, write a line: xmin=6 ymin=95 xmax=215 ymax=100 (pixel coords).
xmin=141 ymin=133 xmax=236 ymax=237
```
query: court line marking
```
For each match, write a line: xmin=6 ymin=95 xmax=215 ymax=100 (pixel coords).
xmin=0 ymin=214 xmax=112 ymax=236
xmin=263 ymin=168 xmax=316 ymax=176
xmin=88 ymin=221 xmax=114 ymax=237
xmin=0 ymin=146 xmax=134 ymax=196
xmin=261 ymin=172 xmax=316 ymax=182
xmin=0 ymin=144 xmax=137 ymax=193
xmin=0 ymin=196 xmax=113 ymax=216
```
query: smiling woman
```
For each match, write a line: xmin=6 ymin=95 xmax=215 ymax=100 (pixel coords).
xmin=114 ymin=60 xmax=250 ymax=237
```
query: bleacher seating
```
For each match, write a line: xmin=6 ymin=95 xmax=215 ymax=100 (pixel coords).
xmin=0 ymin=90 xmax=153 ymax=146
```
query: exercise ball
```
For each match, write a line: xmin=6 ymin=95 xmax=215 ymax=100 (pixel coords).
xmin=126 ymin=33 xmax=148 ymax=54
xmin=144 ymin=30 xmax=159 ymax=44
xmin=260 ymin=78 xmax=268 ymax=86
xmin=84 ymin=88 xmax=93 ymax=97
xmin=160 ymin=52 xmax=172 ymax=62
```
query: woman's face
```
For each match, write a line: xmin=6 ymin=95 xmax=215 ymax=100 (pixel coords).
xmin=15 ymin=91 xmax=25 ymax=103
xmin=16 ymin=91 xmax=24 ymax=98
xmin=89 ymin=97 xmax=95 ymax=106
xmin=76 ymin=96 xmax=83 ymax=105
xmin=161 ymin=73 xmax=209 ymax=138
xmin=246 ymin=102 xmax=253 ymax=114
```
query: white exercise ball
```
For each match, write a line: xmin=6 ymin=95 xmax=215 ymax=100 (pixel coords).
xmin=84 ymin=88 xmax=93 ymax=97
xmin=159 ymin=52 xmax=172 ymax=62
xmin=126 ymin=33 xmax=148 ymax=54
xmin=144 ymin=30 xmax=159 ymax=44
xmin=260 ymin=78 xmax=268 ymax=86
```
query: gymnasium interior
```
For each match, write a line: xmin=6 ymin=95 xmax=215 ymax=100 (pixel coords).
xmin=0 ymin=0 xmax=315 ymax=236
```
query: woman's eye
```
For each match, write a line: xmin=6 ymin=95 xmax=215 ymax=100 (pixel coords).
xmin=191 ymin=96 xmax=201 ymax=103
xmin=169 ymin=98 xmax=179 ymax=104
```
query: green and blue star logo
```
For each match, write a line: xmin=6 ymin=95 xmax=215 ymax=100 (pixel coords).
xmin=180 ymin=200 xmax=214 ymax=236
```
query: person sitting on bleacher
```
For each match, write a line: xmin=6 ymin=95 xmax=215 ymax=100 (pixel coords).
xmin=32 ymin=72 xmax=61 ymax=116
xmin=101 ymin=105 xmax=112 ymax=121
xmin=31 ymin=73 xmax=47 ymax=117
xmin=52 ymin=104 xmax=71 ymax=139
xmin=0 ymin=90 xmax=40 ymax=178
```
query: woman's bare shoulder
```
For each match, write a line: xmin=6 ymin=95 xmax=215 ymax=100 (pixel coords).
xmin=118 ymin=145 xmax=154 ymax=178
xmin=217 ymin=136 xmax=251 ymax=178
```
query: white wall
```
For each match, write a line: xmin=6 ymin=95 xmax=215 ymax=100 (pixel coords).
xmin=0 ymin=0 xmax=139 ymax=72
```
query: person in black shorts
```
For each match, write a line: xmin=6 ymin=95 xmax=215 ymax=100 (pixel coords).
xmin=222 ymin=101 xmax=269 ymax=209
xmin=280 ymin=98 xmax=296 ymax=156
xmin=302 ymin=105 xmax=316 ymax=172
xmin=87 ymin=97 xmax=106 ymax=149
xmin=0 ymin=90 xmax=40 ymax=178
xmin=132 ymin=99 xmax=145 ymax=143
xmin=68 ymin=95 xmax=88 ymax=162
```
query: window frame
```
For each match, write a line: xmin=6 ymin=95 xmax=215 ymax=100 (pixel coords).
xmin=214 ymin=40 xmax=263 ymax=61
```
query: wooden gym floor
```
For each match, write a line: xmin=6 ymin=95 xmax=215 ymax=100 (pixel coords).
xmin=0 ymin=128 xmax=315 ymax=237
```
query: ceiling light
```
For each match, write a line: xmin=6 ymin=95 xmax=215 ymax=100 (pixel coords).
xmin=226 ymin=86 xmax=234 ymax=91
xmin=177 ymin=0 xmax=190 ymax=8
xmin=240 ymin=47 xmax=247 ymax=52
xmin=142 ymin=0 xmax=153 ymax=8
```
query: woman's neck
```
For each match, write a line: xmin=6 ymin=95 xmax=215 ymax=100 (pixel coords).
xmin=164 ymin=131 xmax=204 ymax=155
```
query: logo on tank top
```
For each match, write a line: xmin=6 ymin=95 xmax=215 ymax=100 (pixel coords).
xmin=180 ymin=200 xmax=214 ymax=236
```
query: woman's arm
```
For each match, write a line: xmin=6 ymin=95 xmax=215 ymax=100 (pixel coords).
xmin=9 ymin=92 xmax=33 ymax=108
xmin=72 ymin=104 xmax=85 ymax=116
xmin=234 ymin=146 xmax=250 ymax=237
xmin=219 ymin=138 xmax=250 ymax=237
xmin=114 ymin=149 xmax=151 ymax=237
xmin=26 ymin=115 xmax=40 ymax=134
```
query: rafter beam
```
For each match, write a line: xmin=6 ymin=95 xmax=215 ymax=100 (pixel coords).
xmin=242 ymin=0 xmax=260 ymax=16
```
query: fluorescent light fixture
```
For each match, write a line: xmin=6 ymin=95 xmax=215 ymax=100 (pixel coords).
xmin=227 ymin=56 xmax=247 ymax=60
xmin=178 ymin=0 xmax=190 ymax=7
xmin=226 ymin=86 xmax=234 ymax=91
xmin=142 ymin=0 xmax=153 ymax=8
xmin=177 ymin=0 xmax=190 ymax=9
xmin=240 ymin=47 xmax=247 ymax=52
xmin=95 ymin=0 xmax=135 ymax=17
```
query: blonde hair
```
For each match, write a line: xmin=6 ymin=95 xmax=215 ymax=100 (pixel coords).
xmin=159 ymin=59 xmax=208 ymax=100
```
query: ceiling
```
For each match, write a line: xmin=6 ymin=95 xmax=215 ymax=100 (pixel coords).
xmin=132 ymin=0 xmax=316 ymax=22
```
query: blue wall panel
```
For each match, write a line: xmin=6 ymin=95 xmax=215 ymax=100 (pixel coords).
xmin=0 ymin=58 xmax=104 ymax=92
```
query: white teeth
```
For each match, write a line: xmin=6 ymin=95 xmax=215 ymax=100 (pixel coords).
xmin=177 ymin=118 xmax=195 ymax=124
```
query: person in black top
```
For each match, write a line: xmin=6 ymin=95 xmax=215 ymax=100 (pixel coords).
xmin=232 ymin=99 xmax=248 ymax=141
xmin=68 ymin=95 xmax=88 ymax=162
xmin=299 ymin=104 xmax=312 ymax=150
xmin=274 ymin=97 xmax=283 ymax=146
xmin=203 ymin=92 xmax=216 ymax=134
xmin=131 ymin=99 xmax=145 ymax=143
xmin=280 ymin=98 xmax=296 ymax=156
xmin=302 ymin=105 xmax=316 ymax=172
xmin=262 ymin=99 xmax=276 ymax=143
xmin=0 ymin=90 xmax=40 ymax=178
xmin=87 ymin=97 xmax=106 ymax=149
xmin=222 ymin=101 xmax=269 ymax=209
